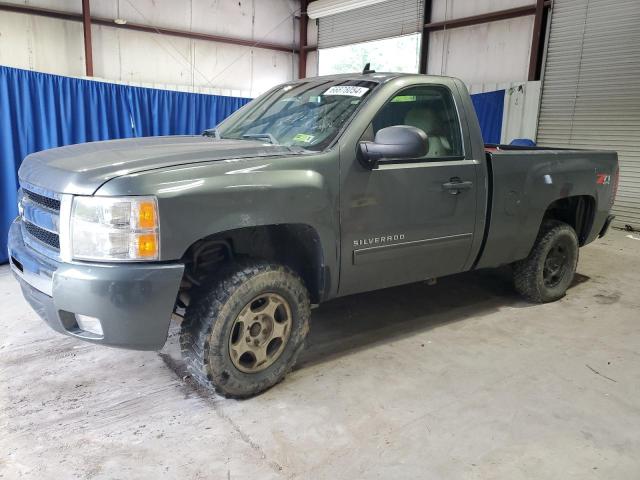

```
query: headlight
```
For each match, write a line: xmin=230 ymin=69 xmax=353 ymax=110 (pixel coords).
xmin=71 ymin=196 xmax=159 ymax=261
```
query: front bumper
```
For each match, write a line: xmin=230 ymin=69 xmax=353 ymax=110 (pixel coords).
xmin=8 ymin=218 xmax=184 ymax=350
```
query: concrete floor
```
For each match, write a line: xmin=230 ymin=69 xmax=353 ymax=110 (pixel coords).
xmin=1 ymin=228 xmax=639 ymax=480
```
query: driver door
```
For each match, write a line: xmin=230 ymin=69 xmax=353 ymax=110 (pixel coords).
xmin=338 ymin=84 xmax=480 ymax=296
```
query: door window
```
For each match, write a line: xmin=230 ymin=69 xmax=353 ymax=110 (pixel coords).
xmin=367 ymin=85 xmax=464 ymax=159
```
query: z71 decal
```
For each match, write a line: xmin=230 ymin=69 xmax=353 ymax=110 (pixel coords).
xmin=596 ymin=173 xmax=611 ymax=185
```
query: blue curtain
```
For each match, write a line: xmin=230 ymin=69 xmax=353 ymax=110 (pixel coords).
xmin=1 ymin=65 xmax=250 ymax=264
xmin=470 ymin=89 xmax=505 ymax=145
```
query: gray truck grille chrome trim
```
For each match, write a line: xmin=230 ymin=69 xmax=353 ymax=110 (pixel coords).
xmin=19 ymin=184 xmax=63 ymax=257
xmin=24 ymin=220 xmax=61 ymax=249
xmin=23 ymin=189 xmax=61 ymax=211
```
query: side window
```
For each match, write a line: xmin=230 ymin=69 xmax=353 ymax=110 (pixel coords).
xmin=368 ymin=85 xmax=463 ymax=159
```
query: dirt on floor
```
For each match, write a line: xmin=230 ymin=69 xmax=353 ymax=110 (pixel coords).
xmin=1 ymin=228 xmax=639 ymax=479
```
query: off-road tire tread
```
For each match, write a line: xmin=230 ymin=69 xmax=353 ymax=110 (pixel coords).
xmin=179 ymin=260 xmax=310 ymax=398
xmin=513 ymin=220 xmax=579 ymax=303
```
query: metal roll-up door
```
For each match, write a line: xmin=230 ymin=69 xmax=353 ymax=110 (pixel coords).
xmin=537 ymin=0 xmax=640 ymax=229
xmin=318 ymin=0 xmax=425 ymax=49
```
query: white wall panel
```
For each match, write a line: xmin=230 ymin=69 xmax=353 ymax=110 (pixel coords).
xmin=246 ymin=48 xmax=296 ymax=95
xmin=2 ymin=0 xmax=80 ymax=14
xmin=468 ymin=81 xmax=541 ymax=144
xmin=307 ymin=16 xmax=319 ymax=48
xmin=501 ymin=81 xmax=541 ymax=144
xmin=431 ymin=0 xmax=533 ymax=22
xmin=0 ymin=12 xmax=85 ymax=77
xmin=112 ymin=0 xmax=193 ymax=32
xmin=3 ymin=0 xmax=297 ymax=46
xmin=0 ymin=0 xmax=298 ymax=96
xmin=306 ymin=50 xmax=319 ymax=77
xmin=100 ymin=27 xmax=195 ymax=87
xmin=253 ymin=0 xmax=298 ymax=45
xmin=427 ymin=15 xmax=534 ymax=84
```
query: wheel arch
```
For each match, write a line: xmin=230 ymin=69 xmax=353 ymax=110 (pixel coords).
xmin=180 ymin=223 xmax=328 ymax=304
xmin=542 ymin=195 xmax=596 ymax=246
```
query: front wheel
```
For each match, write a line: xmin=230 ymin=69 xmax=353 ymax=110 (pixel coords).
xmin=513 ymin=220 xmax=579 ymax=303
xmin=180 ymin=261 xmax=310 ymax=398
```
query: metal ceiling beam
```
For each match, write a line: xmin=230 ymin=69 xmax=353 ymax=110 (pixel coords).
xmin=528 ymin=0 xmax=547 ymax=81
xmin=418 ymin=0 xmax=432 ymax=74
xmin=298 ymin=0 xmax=309 ymax=79
xmin=423 ymin=1 xmax=551 ymax=32
xmin=0 ymin=2 xmax=298 ymax=54
xmin=81 ymin=0 xmax=93 ymax=77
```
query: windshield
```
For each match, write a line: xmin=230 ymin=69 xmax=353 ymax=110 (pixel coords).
xmin=216 ymin=79 xmax=378 ymax=151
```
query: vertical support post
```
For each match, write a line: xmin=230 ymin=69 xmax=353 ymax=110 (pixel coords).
xmin=298 ymin=0 xmax=308 ymax=79
xmin=82 ymin=0 xmax=93 ymax=77
xmin=419 ymin=0 xmax=432 ymax=74
xmin=527 ymin=0 xmax=545 ymax=80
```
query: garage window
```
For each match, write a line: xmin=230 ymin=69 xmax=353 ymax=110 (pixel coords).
xmin=318 ymin=33 xmax=421 ymax=76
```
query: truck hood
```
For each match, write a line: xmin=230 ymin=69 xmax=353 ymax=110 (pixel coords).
xmin=18 ymin=135 xmax=298 ymax=195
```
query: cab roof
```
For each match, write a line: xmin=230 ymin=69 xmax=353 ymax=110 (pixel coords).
xmin=288 ymin=72 xmax=459 ymax=85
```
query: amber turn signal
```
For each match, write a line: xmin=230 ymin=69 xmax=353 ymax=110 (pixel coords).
xmin=138 ymin=201 xmax=157 ymax=229
xmin=137 ymin=234 xmax=158 ymax=258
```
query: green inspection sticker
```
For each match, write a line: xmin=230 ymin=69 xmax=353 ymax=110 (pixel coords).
xmin=391 ymin=95 xmax=416 ymax=103
xmin=293 ymin=133 xmax=315 ymax=143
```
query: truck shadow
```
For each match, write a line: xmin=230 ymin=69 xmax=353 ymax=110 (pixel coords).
xmin=296 ymin=268 xmax=590 ymax=369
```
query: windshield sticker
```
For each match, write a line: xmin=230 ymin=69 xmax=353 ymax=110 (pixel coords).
xmin=391 ymin=95 xmax=416 ymax=103
xmin=323 ymin=86 xmax=370 ymax=97
xmin=293 ymin=133 xmax=315 ymax=143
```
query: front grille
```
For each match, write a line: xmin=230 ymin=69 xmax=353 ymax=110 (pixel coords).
xmin=23 ymin=189 xmax=61 ymax=211
xmin=24 ymin=221 xmax=60 ymax=249
xmin=20 ymin=185 xmax=62 ymax=257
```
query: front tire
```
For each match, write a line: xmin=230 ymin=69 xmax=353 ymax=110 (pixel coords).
xmin=513 ymin=220 xmax=579 ymax=303
xmin=180 ymin=261 xmax=310 ymax=398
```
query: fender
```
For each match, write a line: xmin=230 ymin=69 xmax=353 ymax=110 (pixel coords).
xmin=97 ymin=152 xmax=341 ymax=296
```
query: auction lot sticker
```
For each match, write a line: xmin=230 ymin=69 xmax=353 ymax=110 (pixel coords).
xmin=323 ymin=86 xmax=370 ymax=97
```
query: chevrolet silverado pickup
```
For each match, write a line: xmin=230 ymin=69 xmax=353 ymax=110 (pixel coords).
xmin=8 ymin=73 xmax=618 ymax=397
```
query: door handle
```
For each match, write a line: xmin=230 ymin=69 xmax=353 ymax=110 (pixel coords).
xmin=442 ymin=177 xmax=473 ymax=195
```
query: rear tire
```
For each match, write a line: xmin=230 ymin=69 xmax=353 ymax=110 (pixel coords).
xmin=513 ymin=220 xmax=579 ymax=303
xmin=180 ymin=260 xmax=310 ymax=398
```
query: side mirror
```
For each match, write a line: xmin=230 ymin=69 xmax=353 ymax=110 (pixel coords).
xmin=358 ymin=125 xmax=428 ymax=169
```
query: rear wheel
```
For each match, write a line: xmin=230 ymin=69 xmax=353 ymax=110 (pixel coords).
xmin=513 ymin=220 xmax=579 ymax=303
xmin=180 ymin=261 xmax=310 ymax=398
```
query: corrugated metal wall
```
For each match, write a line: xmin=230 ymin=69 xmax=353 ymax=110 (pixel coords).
xmin=537 ymin=0 xmax=640 ymax=229
xmin=318 ymin=0 xmax=424 ymax=49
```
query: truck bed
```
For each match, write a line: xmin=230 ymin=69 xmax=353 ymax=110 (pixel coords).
xmin=474 ymin=147 xmax=618 ymax=269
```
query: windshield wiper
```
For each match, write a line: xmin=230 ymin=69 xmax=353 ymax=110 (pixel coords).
xmin=203 ymin=128 xmax=220 ymax=139
xmin=242 ymin=133 xmax=278 ymax=144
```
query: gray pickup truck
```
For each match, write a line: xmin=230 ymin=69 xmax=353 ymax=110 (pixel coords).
xmin=8 ymin=73 xmax=618 ymax=397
